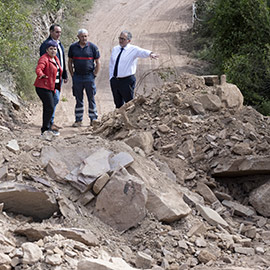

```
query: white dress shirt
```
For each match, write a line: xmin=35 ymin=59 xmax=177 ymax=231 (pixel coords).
xmin=109 ymin=43 xmax=151 ymax=79
xmin=53 ymin=39 xmax=64 ymax=70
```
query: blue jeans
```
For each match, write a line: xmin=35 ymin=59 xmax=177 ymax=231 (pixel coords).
xmin=72 ymin=73 xmax=98 ymax=122
xmin=50 ymin=89 xmax=60 ymax=125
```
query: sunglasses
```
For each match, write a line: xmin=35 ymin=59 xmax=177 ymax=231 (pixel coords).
xmin=118 ymin=37 xmax=128 ymax=41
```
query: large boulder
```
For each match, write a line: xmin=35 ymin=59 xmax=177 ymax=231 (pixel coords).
xmin=215 ymin=75 xmax=243 ymax=110
xmin=95 ymin=168 xmax=148 ymax=231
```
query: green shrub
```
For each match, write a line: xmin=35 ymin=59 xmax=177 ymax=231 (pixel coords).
xmin=193 ymin=0 xmax=270 ymax=115
xmin=0 ymin=0 xmax=32 ymax=72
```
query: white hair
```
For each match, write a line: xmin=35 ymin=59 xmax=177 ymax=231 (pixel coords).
xmin=78 ymin=29 xmax=88 ymax=35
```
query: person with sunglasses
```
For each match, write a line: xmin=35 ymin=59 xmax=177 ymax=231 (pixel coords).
xmin=109 ymin=30 xmax=158 ymax=108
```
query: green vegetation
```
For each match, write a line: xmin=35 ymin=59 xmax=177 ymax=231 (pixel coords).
xmin=0 ymin=0 xmax=93 ymax=99
xmin=193 ymin=0 xmax=270 ymax=114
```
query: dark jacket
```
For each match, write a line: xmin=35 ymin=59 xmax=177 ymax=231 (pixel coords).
xmin=34 ymin=53 xmax=63 ymax=91
xmin=40 ymin=36 xmax=67 ymax=80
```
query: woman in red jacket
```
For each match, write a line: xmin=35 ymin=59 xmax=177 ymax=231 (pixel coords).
xmin=34 ymin=40 xmax=63 ymax=136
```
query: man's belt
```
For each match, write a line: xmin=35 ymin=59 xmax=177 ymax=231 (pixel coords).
xmin=114 ymin=75 xmax=133 ymax=80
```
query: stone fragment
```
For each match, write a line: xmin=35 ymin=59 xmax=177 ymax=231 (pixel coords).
xmin=46 ymin=158 xmax=69 ymax=183
xmin=158 ymin=124 xmax=170 ymax=133
xmin=21 ymin=242 xmax=42 ymax=264
xmin=65 ymin=167 xmax=95 ymax=193
xmin=199 ymin=94 xmax=221 ymax=111
xmin=196 ymin=182 xmax=218 ymax=204
xmin=0 ymin=253 xmax=11 ymax=266
xmin=15 ymin=226 xmax=98 ymax=247
xmin=185 ymin=171 xmax=196 ymax=180
xmin=168 ymin=84 xmax=183 ymax=92
xmin=135 ymin=251 xmax=153 ymax=269
xmin=172 ymin=94 xmax=182 ymax=105
xmin=196 ymin=204 xmax=229 ymax=227
xmin=222 ymin=200 xmax=255 ymax=217
xmin=261 ymin=230 xmax=270 ymax=241
xmin=255 ymin=246 xmax=265 ymax=254
xmin=0 ymin=182 xmax=58 ymax=220
xmin=217 ymin=233 xmax=234 ymax=249
xmin=58 ymin=195 xmax=78 ymax=219
xmin=187 ymin=222 xmax=207 ymax=237
xmin=6 ymin=139 xmax=19 ymax=153
xmin=232 ymin=142 xmax=253 ymax=155
xmin=179 ymin=139 xmax=194 ymax=158
xmin=205 ymin=134 xmax=217 ymax=142
xmin=77 ymin=192 xmax=95 ymax=206
xmin=152 ymin=158 xmax=176 ymax=182
xmin=95 ymin=168 xmax=148 ymax=231
xmin=124 ymin=131 xmax=154 ymax=154
xmin=256 ymin=217 xmax=267 ymax=227
xmin=11 ymin=257 xmax=20 ymax=267
xmin=93 ymin=173 xmax=110 ymax=195
xmin=146 ymin=189 xmax=191 ymax=223
xmin=213 ymin=156 xmax=270 ymax=177
xmin=78 ymin=257 xmax=137 ymax=270
xmin=182 ymin=187 xmax=204 ymax=207
xmin=190 ymin=100 xmax=205 ymax=115
xmin=234 ymin=246 xmax=255 ymax=256
xmin=195 ymin=237 xmax=207 ymax=247
xmin=0 ymin=166 xmax=8 ymax=181
xmin=109 ymin=152 xmax=134 ymax=171
xmin=249 ymin=180 xmax=270 ymax=217
xmin=197 ymin=249 xmax=216 ymax=263
xmin=151 ymin=266 xmax=163 ymax=270
xmin=45 ymin=254 xmax=62 ymax=265
xmin=216 ymin=79 xmax=243 ymax=110
xmin=161 ymin=143 xmax=175 ymax=151
xmin=0 ymin=153 xmax=4 ymax=165
xmin=214 ymin=191 xmax=232 ymax=201
xmin=32 ymin=176 xmax=51 ymax=187
xmin=80 ymin=148 xmax=112 ymax=178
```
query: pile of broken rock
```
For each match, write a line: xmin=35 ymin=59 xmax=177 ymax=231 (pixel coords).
xmin=0 ymin=73 xmax=270 ymax=269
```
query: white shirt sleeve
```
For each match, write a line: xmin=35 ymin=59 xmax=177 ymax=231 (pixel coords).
xmin=109 ymin=44 xmax=151 ymax=79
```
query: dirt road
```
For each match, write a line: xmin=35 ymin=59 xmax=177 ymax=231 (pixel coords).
xmin=33 ymin=0 xmax=202 ymax=132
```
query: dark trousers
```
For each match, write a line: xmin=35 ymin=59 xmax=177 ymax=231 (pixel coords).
xmin=36 ymin=87 xmax=54 ymax=133
xmin=72 ymin=73 xmax=98 ymax=122
xmin=110 ymin=75 xmax=136 ymax=108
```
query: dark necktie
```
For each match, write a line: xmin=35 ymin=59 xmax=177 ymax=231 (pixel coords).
xmin=113 ymin=47 xmax=124 ymax=78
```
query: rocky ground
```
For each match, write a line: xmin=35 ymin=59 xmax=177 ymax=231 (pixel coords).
xmin=0 ymin=73 xmax=270 ymax=270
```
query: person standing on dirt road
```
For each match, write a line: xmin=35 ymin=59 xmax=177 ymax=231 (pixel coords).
xmin=40 ymin=24 xmax=68 ymax=131
xmin=109 ymin=30 xmax=159 ymax=109
xmin=34 ymin=40 xmax=63 ymax=137
xmin=68 ymin=29 xmax=100 ymax=127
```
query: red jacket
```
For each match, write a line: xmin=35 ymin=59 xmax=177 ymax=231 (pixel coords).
xmin=34 ymin=53 xmax=63 ymax=91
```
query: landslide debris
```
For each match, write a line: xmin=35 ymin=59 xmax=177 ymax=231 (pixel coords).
xmin=0 ymin=73 xmax=270 ymax=270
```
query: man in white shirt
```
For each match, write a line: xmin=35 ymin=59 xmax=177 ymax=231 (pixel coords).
xmin=109 ymin=30 xmax=158 ymax=108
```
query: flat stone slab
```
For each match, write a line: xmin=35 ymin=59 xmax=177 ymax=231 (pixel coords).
xmin=0 ymin=182 xmax=58 ymax=220
xmin=15 ymin=226 xmax=98 ymax=247
xmin=196 ymin=204 xmax=229 ymax=228
xmin=212 ymin=156 xmax=270 ymax=177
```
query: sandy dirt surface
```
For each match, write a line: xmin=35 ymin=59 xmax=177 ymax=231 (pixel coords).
xmin=31 ymin=0 xmax=204 ymax=135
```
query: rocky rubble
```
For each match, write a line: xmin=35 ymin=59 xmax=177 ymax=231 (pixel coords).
xmin=0 ymin=73 xmax=270 ymax=269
